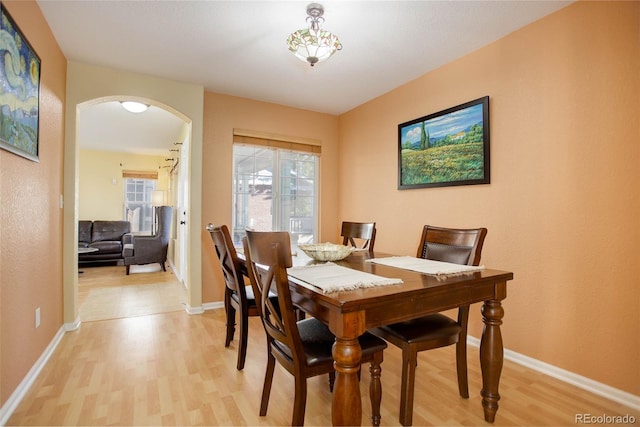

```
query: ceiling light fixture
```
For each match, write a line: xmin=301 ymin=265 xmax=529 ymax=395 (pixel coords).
xmin=286 ymin=3 xmax=342 ymax=67
xmin=121 ymin=101 xmax=148 ymax=113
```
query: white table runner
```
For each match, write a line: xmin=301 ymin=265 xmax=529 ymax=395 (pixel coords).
xmin=288 ymin=262 xmax=403 ymax=294
xmin=366 ymin=256 xmax=484 ymax=276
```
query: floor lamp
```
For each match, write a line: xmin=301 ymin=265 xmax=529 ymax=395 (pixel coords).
xmin=151 ymin=190 xmax=166 ymax=235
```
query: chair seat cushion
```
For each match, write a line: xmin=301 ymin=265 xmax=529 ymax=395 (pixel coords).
xmin=274 ymin=318 xmax=387 ymax=367
xmin=376 ymin=313 xmax=461 ymax=345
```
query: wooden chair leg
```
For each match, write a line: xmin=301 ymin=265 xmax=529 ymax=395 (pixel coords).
xmin=455 ymin=337 xmax=469 ymax=398
xmin=399 ymin=347 xmax=418 ymax=426
xmin=292 ymin=375 xmax=308 ymax=426
xmin=456 ymin=305 xmax=471 ymax=399
xmin=369 ymin=352 xmax=383 ymax=427
xmin=125 ymin=265 xmax=130 ymax=275
xmin=260 ymin=351 xmax=276 ymax=416
xmin=328 ymin=371 xmax=335 ymax=392
xmin=160 ymin=261 xmax=166 ymax=271
xmin=237 ymin=310 xmax=249 ymax=371
xmin=224 ymin=294 xmax=235 ymax=348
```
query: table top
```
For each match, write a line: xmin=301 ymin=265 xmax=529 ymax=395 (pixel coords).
xmin=238 ymin=247 xmax=513 ymax=329
xmin=289 ymin=250 xmax=512 ymax=303
xmin=238 ymin=247 xmax=513 ymax=304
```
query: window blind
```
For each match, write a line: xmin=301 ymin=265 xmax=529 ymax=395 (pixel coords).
xmin=122 ymin=170 xmax=158 ymax=180
xmin=233 ymin=129 xmax=321 ymax=155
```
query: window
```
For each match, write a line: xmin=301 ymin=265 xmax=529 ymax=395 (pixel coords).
xmin=232 ymin=144 xmax=319 ymax=246
xmin=124 ymin=178 xmax=157 ymax=233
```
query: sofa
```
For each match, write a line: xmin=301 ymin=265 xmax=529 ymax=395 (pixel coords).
xmin=79 ymin=220 xmax=131 ymax=264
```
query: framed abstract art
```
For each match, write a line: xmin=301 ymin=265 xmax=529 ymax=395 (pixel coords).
xmin=0 ymin=5 xmax=41 ymax=162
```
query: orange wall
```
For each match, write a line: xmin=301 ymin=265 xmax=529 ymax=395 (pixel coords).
xmin=338 ymin=1 xmax=639 ymax=394
xmin=0 ymin=1 xmax=67 ymax=406
xmin=201 ymin=93 xmax=340 ymax=303
xmin=2 ymin=0 xmax=637 ymax=410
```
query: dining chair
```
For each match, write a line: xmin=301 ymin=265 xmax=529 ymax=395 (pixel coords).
xmin=207 ymin=223 xmax=259 ymax=371
xmin=123 ymin=206 xmax=173 ymax=274
xmin=341 ymin=221 xmax=376 ymax=252
xmin=243 ymin=230 xmax=388 ymax=427
xmin=370 ymin=225 xmax=487 ymax=426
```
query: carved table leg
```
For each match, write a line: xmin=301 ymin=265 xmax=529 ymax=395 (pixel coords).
xmin=480 ymin=299 xmax=504 ymax=422
xmin=369 ymin=352 xmax=383 ymax=427
xmin=330 ymin=310 xmax=366 ymax=426
xmin=332 ymin=336 xmax=363 ymax=426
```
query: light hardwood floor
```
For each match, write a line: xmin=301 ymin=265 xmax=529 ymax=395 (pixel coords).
xmin=7 ymin=271 xmax=637 ymax=426
xmin=78 ymin=264 xmax=187 ymax=322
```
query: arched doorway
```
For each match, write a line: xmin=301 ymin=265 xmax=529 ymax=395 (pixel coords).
xmin=62 ymin=64 xmax=205 ymax=329
xmin=72 ymin=96 xmax=192 ymax=323
xmin=62 ymin=62 xmax=205 ymax=329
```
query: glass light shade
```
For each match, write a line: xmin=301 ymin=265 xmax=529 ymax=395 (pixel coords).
xmin=121 ymin=101 xmax=148 ymax=113
xmin=287 ymin=28 xmax=342 ymax=66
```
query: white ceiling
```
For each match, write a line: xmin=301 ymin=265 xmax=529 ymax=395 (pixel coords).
xmin=37 ymin=0 xmax=573 ymax=155
xmin=78 ymin=102 xmax=185 ymax=156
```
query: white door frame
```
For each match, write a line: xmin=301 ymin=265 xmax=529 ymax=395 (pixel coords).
xmin=173 ymin=132 xmax=190 ymax=284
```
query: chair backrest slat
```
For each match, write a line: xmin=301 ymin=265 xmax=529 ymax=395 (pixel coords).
xmin=416 ymin=225 xmax=487 ymax=266
xmin=341 ymin=221 xmax=377 ymax=251
xmin=207 ymin=224 xmax=245 ymax=297
xmin=244 ymin=231 xmax=306 ymax=364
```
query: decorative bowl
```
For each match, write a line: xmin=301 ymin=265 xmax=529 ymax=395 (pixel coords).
xmin=298 ymin=243 xmax=354 ymax=261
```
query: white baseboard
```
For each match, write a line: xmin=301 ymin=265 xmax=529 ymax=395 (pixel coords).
xmin=0 ymin=325 xmax=66 ymax=426
xmin=64 ymin=316 xmax=81 ymax=331
xmin=202 ymin=301 xmax=224 ymax=311
xmin=185 ymin=305 xmax=205 ymax=315
xmin=467 ymin=336 xmax=640 ymax=411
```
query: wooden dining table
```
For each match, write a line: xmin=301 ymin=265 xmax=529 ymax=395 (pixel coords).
xmin=243 ymin=248 xmax=514 ymax=426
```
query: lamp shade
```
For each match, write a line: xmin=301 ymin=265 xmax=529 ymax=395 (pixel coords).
xmin=287 ymin=3 xmax=342 ymax=67
xmin=287 ymin=28 xmax=342 ymax=66
xmin=152 ymin=190 xmax=166 ymax=206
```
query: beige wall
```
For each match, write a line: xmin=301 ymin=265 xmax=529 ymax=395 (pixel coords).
xmin=79 ymin=149 xmax=170 ymax=220
xmin=338 ymin=1 xmax=639 ymax=395
xmin=201 ymin=92 xmax=340 ymax=303
xmin=0 ymin=1 xmax=67 ymax=407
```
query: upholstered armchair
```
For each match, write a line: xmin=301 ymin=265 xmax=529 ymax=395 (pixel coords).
xmin=123 ymin=206 xmax=173 ymax=275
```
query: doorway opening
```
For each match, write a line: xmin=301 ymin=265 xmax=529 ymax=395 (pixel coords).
xmin=74 ymin=97 xmax=192 ymax=322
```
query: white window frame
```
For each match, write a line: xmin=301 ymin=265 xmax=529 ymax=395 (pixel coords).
xmin=123 ymin=177 xmax=157 ymax=234
xmin=232 ymin=143 xmax=319 ymax=246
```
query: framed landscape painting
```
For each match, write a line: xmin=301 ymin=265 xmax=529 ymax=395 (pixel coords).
xmin=398 ymin=96 xmax=489 ymax=189
xmin=0 ymin=5 xmax=41 ymax=162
